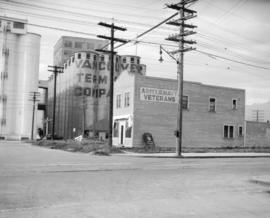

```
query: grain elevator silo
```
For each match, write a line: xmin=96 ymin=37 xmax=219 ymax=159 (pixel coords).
xmin=0 ymin=16 xmax=41 ymax=140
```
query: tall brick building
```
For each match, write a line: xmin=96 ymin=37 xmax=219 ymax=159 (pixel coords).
xmin=113 ymin=65 xmax=245 ymax=149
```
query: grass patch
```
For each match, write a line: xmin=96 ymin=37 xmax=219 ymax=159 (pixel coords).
xmin=33 ymin=138 xmax=124 ymax=155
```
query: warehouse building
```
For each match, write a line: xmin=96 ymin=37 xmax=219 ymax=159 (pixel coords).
xmin=0 ymin=16 xmax=40 ymax=140
xmin=113 ymin=62 xmax=246 ymax=149
xmin=48 ymin=51 xmax=145 ymax=139
xmin=53 ymin=36 xmax=108 ymax=66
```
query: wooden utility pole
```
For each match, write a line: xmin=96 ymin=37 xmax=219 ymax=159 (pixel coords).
xmin=28 ymin=91 xmax=40 ymax=140
xmin=48 ymin=65 xmax=63 ymax=139
xmin=96 ymin=21 xmax=127 ymax=148
xmin=165 ymin=0 xmax=197 ymax=156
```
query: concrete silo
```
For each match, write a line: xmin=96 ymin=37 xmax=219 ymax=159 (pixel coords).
xmin=0 ymin=16 xmax=41 ymax=140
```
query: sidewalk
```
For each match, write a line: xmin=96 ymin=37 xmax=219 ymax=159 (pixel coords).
xmin=113 ymin=151 xmax=270 ymax=158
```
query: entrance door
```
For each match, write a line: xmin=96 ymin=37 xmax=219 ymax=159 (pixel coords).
xmin=120 ymin=125 xmax=124 ymax=145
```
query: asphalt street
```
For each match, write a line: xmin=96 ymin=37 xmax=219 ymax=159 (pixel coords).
xmin=0 ymin=141 xmax=270 ymax=218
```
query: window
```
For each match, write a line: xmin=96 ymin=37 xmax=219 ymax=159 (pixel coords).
xmin=86 ymin=53 xmax=90 ymax=59
xmin=131 ymin=57 xmax=135 ymax=63
xmin=232 ymin=99 xmax=237 ymax=110
xmin=116 ymin=94 xmax=121 ymax=108
xmin=209 ymin=98 xmax=216 ymax=112
xmin=87 ymin=43 xmax=94 ymax=50
xmin=77 ymin=53 xmax=81 ymax=59
xmin=113 ymin=122 xmax=119 ymax=137
xmin=13 ymin=22 xmax=24 ymax=29
xmin=124 ymin=92 xmax=130 ymax=107
xmin=182 ymin=95 xmax=188 ymax=109
xmin=93 ymin=55 xmax=97 ymax=61
xmin=224 ymin=125 xmax=234 ymax=139
xmin=101 ymin=55 xmax=105 ymax=62
xmin=68 ymin=59 xmax=71 ymax=66
xmin=238 ymin=126 xmax=243 ymax=137
xmin=75 ymin=41 xmax=83 ymax=49
xmin=64 ymin=40 xmax=72 ymax=48
xmin=137 ymin=59 xmax=140 ymax=64
xmin=72 ymin=57 xmax=75 ymax=63
xmin=123 ymin=58 xmax=126 ymax=63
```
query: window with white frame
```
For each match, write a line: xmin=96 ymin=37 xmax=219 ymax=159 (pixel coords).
xmin=232 ymin=99 xmax=237 ymax=110
xmin=209 ymin=97 xmax=216 ymax=112
xmin=124 ymin=92 xmax=130 ymax=107
xmin=116 ymin=94 xmax=121 ymax=108
xmin=223 ymin=125 xmax=234 ymax=139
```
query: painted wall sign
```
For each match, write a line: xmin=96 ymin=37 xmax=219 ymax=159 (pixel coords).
xmin=74 ymin=59 xmax=145 ymax=74
xmin=140 ymin=87 xmax=177 ymax=103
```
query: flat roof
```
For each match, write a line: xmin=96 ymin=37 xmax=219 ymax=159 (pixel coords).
xmin=141 ymin=75 xmax=245 ymax=92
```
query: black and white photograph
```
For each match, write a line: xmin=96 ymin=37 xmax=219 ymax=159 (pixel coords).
xmin=0 ymin=0 xmax=270 ymax=217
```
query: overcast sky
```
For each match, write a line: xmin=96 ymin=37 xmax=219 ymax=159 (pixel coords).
xmin=1 ymin=0 xmax=270 ymax=105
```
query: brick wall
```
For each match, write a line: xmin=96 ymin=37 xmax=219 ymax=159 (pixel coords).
xmin=245 ymin=121 xmax=270 ymax=147
xmin=133 ymin=74 xmax=245 ymax=148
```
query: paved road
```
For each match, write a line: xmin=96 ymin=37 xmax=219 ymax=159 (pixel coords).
xmin=0 ymin=141 xmax=270 ymax=218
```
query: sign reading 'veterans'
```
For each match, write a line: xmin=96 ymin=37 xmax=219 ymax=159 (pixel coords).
xmin=140 ymin=87 xmax=177 ymax=103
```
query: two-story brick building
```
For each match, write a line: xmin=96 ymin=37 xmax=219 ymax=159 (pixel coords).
xmin=113 ymin=59 xmax=245 ymax=149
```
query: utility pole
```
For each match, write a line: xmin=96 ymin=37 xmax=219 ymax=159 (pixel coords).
xmin=48 ymin=65 xmax=63 ymax=139
xmin=165 ymin=0 xmax=197 ymax=157
xmin=96 ymin=20 xmax=127 ymax=148
xmin=28 ymin=91 xmax=40 ymax=140
xmin=252 ymin=109 xmax=264 ymax=122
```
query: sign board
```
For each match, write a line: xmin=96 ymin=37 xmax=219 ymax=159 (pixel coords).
xmin=140 ymin=87 xmax=177 ymax=104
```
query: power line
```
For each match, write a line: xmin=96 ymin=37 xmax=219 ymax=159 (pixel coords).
xmin=196 ymin=50 xmax=270 ymax=71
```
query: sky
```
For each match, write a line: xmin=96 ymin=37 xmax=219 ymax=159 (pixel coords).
xmin=1 ymin=0 xmax=270 ymax=105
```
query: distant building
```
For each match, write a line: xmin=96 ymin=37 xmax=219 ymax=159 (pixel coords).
xmin=0 ymin=16 xmax=41 ymax=140
xmin=113 ymin=68 xmax=246 ymax=149
xmin=53 ymin=36 xmax=108 ymax=66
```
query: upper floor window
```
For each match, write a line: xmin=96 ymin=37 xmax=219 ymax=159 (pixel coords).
xmin=64 ymin=40 xmax=72 ymax=48
xmin=86 ymin=53 xmax=90 ymax=59
xmin=116 ymin=94 xmax=121 ymax=108
xmin=75 ymin=41 xmax=83 ymax=49
xmin=93 ymin=55 xmax=97 ymax=61
xmin=137 ymin=59 xmax=140 ymax=64
xmin=72 ymin=56 xmax=75 ymax=63
xmin=131 ymin=57 xmax=135 ymax=63
xmin=124 ymin=92 xmax=130 ymax=107
xmin=182 ymin=95 xmax=188 ymax=109
xmin=87 ymin=43 xmax=94 ymax=50
xmin=209 ymin=97 xmax=216 ymax=112
xmin=77 ymin=53 xmax=81 ymax=59
xmin=101 ymin=55 xmax=105 ymax=62
xmin=224 ymin=125 xmax=234 ymax=139
xmin=123 ymin=58 xmax=126 ymax=63
xmin=232 ymin=99 xmax=237 ymax=110
xmin=13 ymin=22 xmax=24 ymax=29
